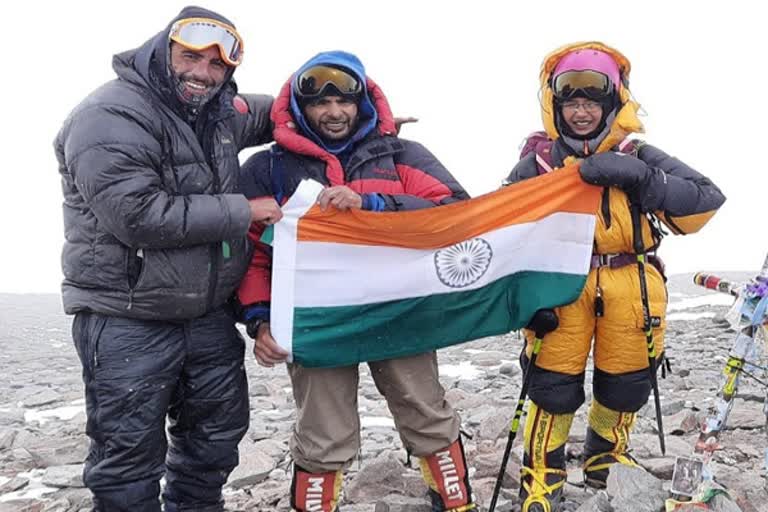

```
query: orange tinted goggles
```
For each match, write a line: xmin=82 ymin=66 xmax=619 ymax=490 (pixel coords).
xmin=169 ymin=17 xmax=244 ymax=66
xmin=553 ymin=70 xmax=610 ymax=99
xmin=295 ymin=65 xmax=362 ymax=98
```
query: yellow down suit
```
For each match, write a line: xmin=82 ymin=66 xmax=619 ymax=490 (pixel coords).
xmin=504 ymin=42 xmax=726 ymax=506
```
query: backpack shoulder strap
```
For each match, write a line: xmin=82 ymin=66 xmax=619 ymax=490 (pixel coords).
xmin=519 ymin=131 xmax=556 ymax=175
xmin=618 ymin=137 xmax=647 ymax=156
xmin=533 ymin=147 xmax=555 ymax=174
xmin=269 ymin=145 xmax=285 ymax=205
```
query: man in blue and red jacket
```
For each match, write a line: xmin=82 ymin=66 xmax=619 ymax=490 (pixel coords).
xmin=238 ymin=50 xmax=476 ymax=512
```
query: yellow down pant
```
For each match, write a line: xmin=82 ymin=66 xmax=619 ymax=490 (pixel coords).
xmin=523 ymin=263 xmax=667 ymax=413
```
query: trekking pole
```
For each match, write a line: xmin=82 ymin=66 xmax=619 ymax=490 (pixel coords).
xmin=631 ymin=206 xmax=666 ymax=455
xmin=488 ymin=309 xmax=559 ymax=512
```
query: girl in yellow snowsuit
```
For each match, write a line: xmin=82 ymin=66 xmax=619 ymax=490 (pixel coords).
xmin=504 ymin=42 xmax=726 ymax=512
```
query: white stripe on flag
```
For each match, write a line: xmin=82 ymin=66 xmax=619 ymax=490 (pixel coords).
xmin=270 ymin=179 xmax=325 ymax=360
xmin=290 ymin=212 xmax=595 ymax=307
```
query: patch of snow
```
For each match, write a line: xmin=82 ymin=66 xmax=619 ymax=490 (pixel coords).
xmin=439 ymin=361 xmax=483 ymax=379
xmin=0 ymin=469 xmax=57 ymax=503
xmin=24 ymin=404 xmax=85 ymax=425
xmin=360 ymin=416 xmax=395 ymax=428
xmin=666 ymin=311 xmax=717 ymax=321
xmin=667 ymin=294 xmax=733 ymax=311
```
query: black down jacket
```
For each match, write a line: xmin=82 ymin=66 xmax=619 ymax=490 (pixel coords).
xmin=54 ymin=6 xmax=273 ymax=320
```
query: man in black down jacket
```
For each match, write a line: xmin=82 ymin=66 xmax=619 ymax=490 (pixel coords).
xmin=54 ymin=6 xmax=281 ymax=511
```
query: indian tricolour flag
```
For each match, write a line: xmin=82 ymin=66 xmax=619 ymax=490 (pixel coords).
xmin=268 ymin=164 xmax=600 ymax=368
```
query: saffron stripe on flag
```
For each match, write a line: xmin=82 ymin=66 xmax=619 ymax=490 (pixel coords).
xmin=295 ymin=165 xmax=598 ymax=248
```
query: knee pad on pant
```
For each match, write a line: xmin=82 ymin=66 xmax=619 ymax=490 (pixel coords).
xmin=593 ymin=367 xmax=651 ymax=412
xmin=419 ymin=437 xmax=475 ymax=510
xmin=291 ymin=465 xmax=342 ymax=512
xmin=522 ymin=361 xmax=585 ymax=414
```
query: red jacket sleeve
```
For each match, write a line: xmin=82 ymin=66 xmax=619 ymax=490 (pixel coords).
xmin=237 ymin=150 xmax=275 ymax=312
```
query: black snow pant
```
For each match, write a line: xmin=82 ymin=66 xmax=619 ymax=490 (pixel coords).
xmin=71 ymin=307 xmax=249 ymax=512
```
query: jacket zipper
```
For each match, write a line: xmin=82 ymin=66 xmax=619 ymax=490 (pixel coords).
xmin=126 ymin=248 xmax=143 ymax=310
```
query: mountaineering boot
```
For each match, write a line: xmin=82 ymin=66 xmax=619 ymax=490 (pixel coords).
xmin=519 ymin=402 xmax=572 ymax=512
xmin=419 ymin=437 xmax=477 ymax=511
xmin=291 ymin=464 xmax=343 ymax=512
xmin=582 ymin=400 xmax=640 ymax=488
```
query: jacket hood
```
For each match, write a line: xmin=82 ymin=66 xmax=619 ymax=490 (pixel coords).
xmin=288 ymin=51 xmax=379 ymax=154
xmin=270 ymin=52 xmax=397 ymax=186
xmin=539 ymin=41 xmax=644 ymax=154
xmin=113 ymin=6 xmax=239 ymax=118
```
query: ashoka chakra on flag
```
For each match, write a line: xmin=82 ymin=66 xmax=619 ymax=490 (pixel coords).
xmin=268 ymin=165 xmax=601 ymax=368
xmin=435 ymin=238 xmax=493 ymax=288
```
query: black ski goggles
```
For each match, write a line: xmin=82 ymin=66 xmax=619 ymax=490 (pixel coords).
xmin=169 ymin=17 xmax=244 ymax=67
xmin=553 ymin=70 xmax=611 ymax=99
xmin=294 ymin=65 xmax=362 ymax=98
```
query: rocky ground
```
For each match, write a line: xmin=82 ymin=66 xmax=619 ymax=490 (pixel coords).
xmin=1 ymin=272 xmax=767 ymax=512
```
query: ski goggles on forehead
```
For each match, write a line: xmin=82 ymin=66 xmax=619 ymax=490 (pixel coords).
xmin=552 ymin=70 xmax=612 ymax=99
xmin=294 ymin=65 xmax=362 ymax=98
xmin=169 ymin=17 xmax=244 ymax=66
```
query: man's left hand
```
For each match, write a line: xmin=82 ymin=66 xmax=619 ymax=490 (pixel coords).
xmin=317 ymin=186 xmax=363 ymax=211
xmin=248 ymin=197 xmax=283 ymax=224
xmin=251 ymin=322 xmax=289 ymax=367
xmin=394 ymin=116 xmax=418 ymax=135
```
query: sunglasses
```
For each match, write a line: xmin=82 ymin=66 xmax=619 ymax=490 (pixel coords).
xmin=170 ymin=17 xmax=244 ymax=67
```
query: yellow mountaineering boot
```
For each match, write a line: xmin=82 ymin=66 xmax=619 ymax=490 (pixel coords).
xmin=419 ymin=437 xmax=477 ymax=511
xmin=519 ymin=403 xmax=573 ymax=512
xmin=582 ymin=400 xmax=640 ymax=488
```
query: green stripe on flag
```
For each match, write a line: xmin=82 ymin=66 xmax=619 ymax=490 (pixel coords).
xmin=260 ymin=225 xmax=274 ymax=246
xmin=291 ymin=271 xmax=586 ymax=367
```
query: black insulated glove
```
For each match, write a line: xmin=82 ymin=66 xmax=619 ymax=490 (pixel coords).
xmin=579 ymin=152 xmax=666 ymax=212
xmin=579 ymin=152 xmax=649 ymax=189
xmin=526 ymin=309 xmax=559 ymax=338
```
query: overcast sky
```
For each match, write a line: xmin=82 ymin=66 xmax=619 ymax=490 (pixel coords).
xmin=1 ymin=1 xmax=765 ymax=293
